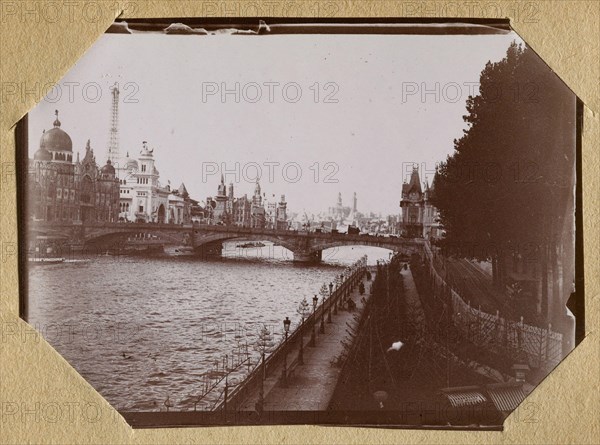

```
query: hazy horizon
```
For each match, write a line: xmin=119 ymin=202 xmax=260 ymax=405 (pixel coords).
xmin=28 ymin=31 xmax=523 ymax=216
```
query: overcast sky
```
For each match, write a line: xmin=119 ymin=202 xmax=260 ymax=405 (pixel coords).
xmin=28 ymin=31 xmax=523 ymax=216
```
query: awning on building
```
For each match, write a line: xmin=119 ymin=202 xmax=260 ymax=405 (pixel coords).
xmin=485 ymin=383 xmax=527 ymax=412
xmin=440 ymin=383 xmax=527 ymax=412
xmin=440 ymin=386 xmax=487 ymax=407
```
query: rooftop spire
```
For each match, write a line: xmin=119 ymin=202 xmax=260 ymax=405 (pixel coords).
xmin=408 ymin=166 xmax=422 ymax=194
xmin=53 ymin=110 xmax=61 ymax=127
xmin=254 ymin=177 xmax=261 ymax=193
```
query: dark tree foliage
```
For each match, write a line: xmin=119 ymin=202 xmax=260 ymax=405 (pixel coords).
xmin=431 ymin=42 xmax=575 ymax=288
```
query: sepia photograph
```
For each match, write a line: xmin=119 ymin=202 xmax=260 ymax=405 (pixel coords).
xmin=17 ymin=19 xmax=581 ymax=429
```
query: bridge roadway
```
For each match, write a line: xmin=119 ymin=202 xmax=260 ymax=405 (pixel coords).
xmin=29 ymin=221 xmax=425 ymax=262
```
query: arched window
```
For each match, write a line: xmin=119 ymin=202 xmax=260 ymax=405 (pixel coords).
xmin=80 ymin=175 xmax=94 ymax=204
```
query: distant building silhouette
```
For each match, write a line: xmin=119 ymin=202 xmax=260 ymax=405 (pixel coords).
xmin=207 ymin=178 xmax=287 ymax=229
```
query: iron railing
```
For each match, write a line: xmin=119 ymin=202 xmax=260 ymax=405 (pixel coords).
xmin=213 ymin=256 xmax=368 ymax=411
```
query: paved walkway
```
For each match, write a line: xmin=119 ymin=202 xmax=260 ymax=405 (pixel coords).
xmin=238 ymin=272 xmax=376 ymax=411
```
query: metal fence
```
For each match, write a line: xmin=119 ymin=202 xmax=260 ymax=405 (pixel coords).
xmin=422 ymin=243 xmax=564 ymax=371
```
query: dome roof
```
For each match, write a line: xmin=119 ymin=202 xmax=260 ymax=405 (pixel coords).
xmin=100 ymin=159 xmax=115 ymax=175
xmin=33 ymin=147 xmax=52 ymax=161
xmin=126 ymin=158 xmax=138 ymax=170
xmin=40 ymin=110 xmax=72 ymax=152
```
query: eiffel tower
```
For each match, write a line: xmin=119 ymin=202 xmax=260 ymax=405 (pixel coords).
xmin=106 ymin=82 xmax=120 ymax=165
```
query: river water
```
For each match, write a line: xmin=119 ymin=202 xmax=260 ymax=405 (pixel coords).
xmin=27 ymin=243 xmax=392 ymax=411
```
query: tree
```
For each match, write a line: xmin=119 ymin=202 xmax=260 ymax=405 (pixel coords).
xmin=431 ymin=42 xmax=576 ymax=322
xmin=253 ymin=325 xmax=275 ymax=412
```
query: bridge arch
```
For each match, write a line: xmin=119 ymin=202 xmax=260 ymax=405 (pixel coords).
xmin=320 ymin=243 xmax=396 ymax=257
xmin=192 ymin=232 xmax=299 ymax=254
xmin=311 ymin=238 xmax=421 ymax=254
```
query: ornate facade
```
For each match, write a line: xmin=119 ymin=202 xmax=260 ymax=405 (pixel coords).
xmin=208 ymin=178 xmax=288 ymax=229
xmin=233 ymin=194 xmax=252 ymax=227
xmin=115 ymin=142 xmax=193 ymax=224
xmin=168 ymin=183 xmax=195 ymax=224
xmin=28 ymin=111 xmax=119 ymax=223
xmin=400 ymin=166 xmax=441 ymax=239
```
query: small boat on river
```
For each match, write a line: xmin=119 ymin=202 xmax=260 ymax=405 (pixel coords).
xmin=28 ymin=257 xmax=65 ymax=264
xmin=236 ymin=242 xmax=266 ymax=248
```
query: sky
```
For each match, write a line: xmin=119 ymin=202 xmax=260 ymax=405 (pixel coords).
xmin=28 ymin=31 xmax=523 ymax=216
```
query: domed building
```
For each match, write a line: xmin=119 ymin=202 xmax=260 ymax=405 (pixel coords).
xmin=29 ymin=111 xmax=196 ymax=226
xmin=113 ymin=141 xmax=172 ymax=223
xmin=33 ymin=145 xmax=52 ymax=162
xmin=39 ymin=110 xmax=73 ymax=162
xmin=123 ymin=153 xmax=138 ymax=171
xmin=28 ymin=110 xmax=120 ymax=223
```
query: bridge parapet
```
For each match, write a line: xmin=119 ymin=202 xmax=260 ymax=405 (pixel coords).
xmin=29 ymin=221 xmax=424 ymax=261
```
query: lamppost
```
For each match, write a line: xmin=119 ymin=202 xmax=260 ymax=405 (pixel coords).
xmin=310 ymin=295 xmax=318 ymax=347
xmin=340 ymin=274 xmax=345 ymax=310
xmin=297 ymin=297 xmax=310 ymax=365
xmin=319 ymin=298 xmax=325 ymax=334
xmin=282 ymin=316 xmax=291 ymax=387
xmin=328 ymin=282 xmax=333 ymax=322
xmin=334 ymin=275 xmax=341 ymax=314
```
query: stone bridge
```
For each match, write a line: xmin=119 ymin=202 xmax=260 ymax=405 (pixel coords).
xmin=28 ymin=221 xmax=425 ymax=262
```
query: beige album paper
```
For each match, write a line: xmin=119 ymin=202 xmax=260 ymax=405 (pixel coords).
xmin=0 ymin=1 xmax=598 ymax=444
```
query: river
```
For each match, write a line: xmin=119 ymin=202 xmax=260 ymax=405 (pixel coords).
xmin=27 ymin=243 xmax=393 ymax=411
